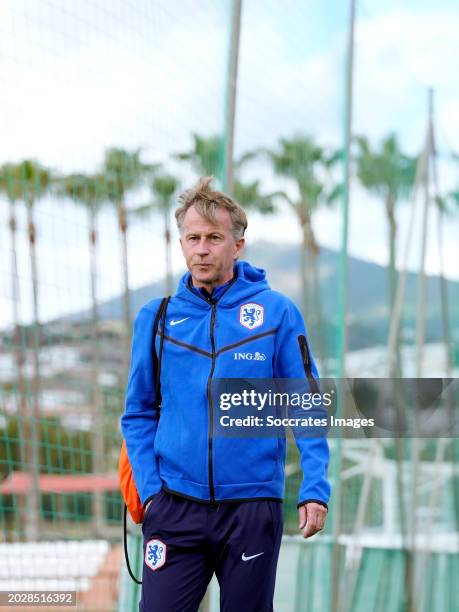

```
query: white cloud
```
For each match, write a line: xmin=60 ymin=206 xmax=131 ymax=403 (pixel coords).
xmin=353 ymin=9 xmax=459 ymax=151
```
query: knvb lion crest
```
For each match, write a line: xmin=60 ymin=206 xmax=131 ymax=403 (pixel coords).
xmin=240 ymin=303 xmax=264 ymax=330
xmin=145 ymin=538 xmax=166 ymax=571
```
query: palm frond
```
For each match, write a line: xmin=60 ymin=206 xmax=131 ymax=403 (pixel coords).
xmin=130 ymin=203 xmax=154 ymax=219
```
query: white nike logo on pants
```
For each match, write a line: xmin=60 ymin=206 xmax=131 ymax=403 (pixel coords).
xmin=241 ymin=552 xmax=264 ymax=561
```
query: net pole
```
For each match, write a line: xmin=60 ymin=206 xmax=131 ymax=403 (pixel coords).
xmin=330 ymin=1 xmax=356 ymax=611
xmin=222 ymin=0 xmax=242 ymax=194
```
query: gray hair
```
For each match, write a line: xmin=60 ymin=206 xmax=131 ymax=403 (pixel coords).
xmin=175 ymin=176 xmax=247 ymax=240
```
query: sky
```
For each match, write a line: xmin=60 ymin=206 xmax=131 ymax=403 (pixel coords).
xmin=0 ymin=0 xmax=458 ymax=327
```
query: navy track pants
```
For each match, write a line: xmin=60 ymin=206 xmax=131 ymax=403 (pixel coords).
xmin=140 ymin=488 xmax=283 ymax=612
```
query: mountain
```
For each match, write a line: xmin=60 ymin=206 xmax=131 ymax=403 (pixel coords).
xmin=68 ymin=240 xmax=459 ymax=353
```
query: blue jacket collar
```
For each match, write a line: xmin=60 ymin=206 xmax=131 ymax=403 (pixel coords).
xmin=188 ymin=275 xmax=234 ymax=302
xmin=176 ymin=260 xmax=270 ymax=307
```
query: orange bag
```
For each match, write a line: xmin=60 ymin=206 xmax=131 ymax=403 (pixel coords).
xmin=119 ymin=440 xmax=145 ymax=524
xmin=120 ymin=297 xmax=169 ymax=584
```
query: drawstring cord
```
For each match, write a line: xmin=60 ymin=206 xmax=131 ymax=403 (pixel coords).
xmin=123 ymin=504 xmax=142 ymax=584
xmin=123 ymin=297 xmax=170 ymax=584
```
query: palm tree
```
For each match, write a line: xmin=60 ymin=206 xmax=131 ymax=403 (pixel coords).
xmin=55 ymin=173 xmax=108 ymax=534
xmin=175 ymin=134 xmax=224 ymax=183
xmin=263 ymin=136 xmax=339 ymax=334
xmin=0 ymin=165 xmax=27 ymax=448
xmin=102 ymin=148 xmax=149 ymax=372
xmin=132 ymin=169 xmax=179 ymax=296
xmin=0 ymin=163 xmax=29 ymax=536
xmin=176 ymin=134 xmax=277 ymax=211
xmin=355 ymin=134 xmax=416 ymax=314
xmin=233 ymin=178 xmax=276 ymax=214
xmin=446 ymin=188 xmax=459 ymax=214
xmin=5 ymin=160 xmax=52 ymax=540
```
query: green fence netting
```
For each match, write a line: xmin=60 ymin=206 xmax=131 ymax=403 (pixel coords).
xmin=0 ymin=1 xmax=458 ymax=611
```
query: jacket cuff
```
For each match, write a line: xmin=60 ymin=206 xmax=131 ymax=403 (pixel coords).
xmin=297 ymin=498 xmax=328 ymax=510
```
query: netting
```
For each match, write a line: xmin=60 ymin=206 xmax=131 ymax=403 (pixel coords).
xmin=0 ymin=1 xmax=458 ymax=611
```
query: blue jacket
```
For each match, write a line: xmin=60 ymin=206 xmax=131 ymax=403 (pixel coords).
xmin=121 ymin=261 xmax=330 ymax=508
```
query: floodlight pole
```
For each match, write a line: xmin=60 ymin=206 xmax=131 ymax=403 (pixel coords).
xmin=330 ymin=1 xmax=356 ymax=611
xmin=406 ymin=88 xmax=434 ymax=612
xmin=222 ymin=0 xmax=242 ymax=195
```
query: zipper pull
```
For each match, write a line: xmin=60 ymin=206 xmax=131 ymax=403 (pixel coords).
xmin=209 ymin=301 xmax=218 ymax=326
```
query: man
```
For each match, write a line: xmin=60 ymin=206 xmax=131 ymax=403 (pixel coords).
xmin=121 ymin=176 xmax=330 ymax=611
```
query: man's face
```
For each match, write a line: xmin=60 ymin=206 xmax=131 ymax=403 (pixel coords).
xmin=180 ymin=205 xmax=244 ymax=290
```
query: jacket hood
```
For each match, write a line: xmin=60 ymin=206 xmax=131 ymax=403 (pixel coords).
xmin=176 ymin=260 xmax=270 ymax=307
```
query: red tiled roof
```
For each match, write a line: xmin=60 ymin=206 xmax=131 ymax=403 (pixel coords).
xmin=0 ymin=472 xmax=119 ymax=494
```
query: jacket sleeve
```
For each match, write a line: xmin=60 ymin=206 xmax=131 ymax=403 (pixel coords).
xmin=121 ymin=303 xmax=163 ymax=505
xmin=273 ymin=299 xmax=330 ymax=509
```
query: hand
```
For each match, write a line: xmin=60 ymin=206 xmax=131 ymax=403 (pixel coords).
xmin=298 ymin=502 xmax=327 ymax=538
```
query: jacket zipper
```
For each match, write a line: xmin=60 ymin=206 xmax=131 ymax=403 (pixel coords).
xmin=298 ymin=334 xmax=319 ymax=394
xmin=207 ymin=301 xmax=217 ymax=503
xmin=185 ymin=277 xmax=238 ymax=504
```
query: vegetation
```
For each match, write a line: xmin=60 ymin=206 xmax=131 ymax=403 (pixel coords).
xmin=2 ymin=129 xmax=457 ymax=537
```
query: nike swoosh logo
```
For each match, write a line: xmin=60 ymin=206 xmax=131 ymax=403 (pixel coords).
xmin=241 ymin=552 xmax=264 ymax=562
xmin=170 ymin=317 xmax=190 ymax=326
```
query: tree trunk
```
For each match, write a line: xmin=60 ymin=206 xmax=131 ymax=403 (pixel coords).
xmin=25 ymin=201 xmax=41 ymax=542
xmin=310 ymin=247 xmax=327 ymax=374
xmin=118 ymin=202 xmax=131 ymax=378
xmin=299 ymin=225 xmax=308 ymax=320
xmin=386 ymin=195 xmax=402 ymax=377
xmin=386 ymin=196 xmax=397 ymax=309
xmin=164 ymin=210 xmax=172 ymax=296
xmin=385 ymin=200 xmax=410 ymax=610
xmin=302 ymin=204 xmax=325 ymax=370
xmin=300 ymin=208 xmax=318 ymax=328
xmin=9 ymin=202 xmax=28 ymax=536
xmin=89 ymin=207 xmax=105 ymax=535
